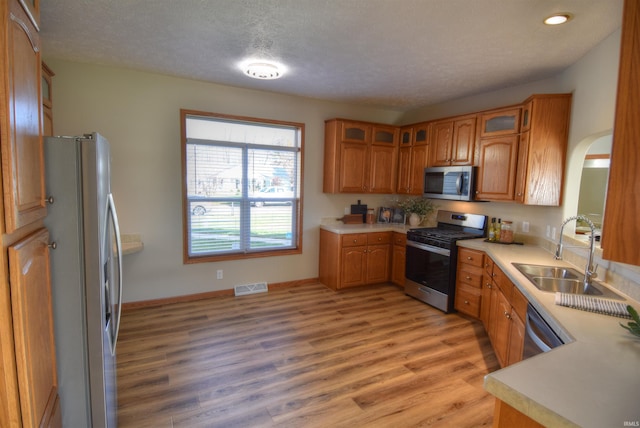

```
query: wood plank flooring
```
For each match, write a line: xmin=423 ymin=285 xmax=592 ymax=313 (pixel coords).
xmin=116 ymin=283 xmax=499 ymax=427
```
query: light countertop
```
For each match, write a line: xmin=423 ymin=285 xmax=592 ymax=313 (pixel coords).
xmin=121 ymin=233 xmax=144 ymax=255
xmin=458 ymin=239 xmax=640 ymax=428
xmin=320 ymin=222 xmax=412 ymax=234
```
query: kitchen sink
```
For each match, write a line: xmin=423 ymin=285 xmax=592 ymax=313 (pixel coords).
xmin=512 ymin=263 xmax=624 ymax=300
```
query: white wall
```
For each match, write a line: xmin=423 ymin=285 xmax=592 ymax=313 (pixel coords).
xmin=45 ymin=27 xmax=627 ymax=303
xmin=46 ymin=59 xmax=404 ymax=302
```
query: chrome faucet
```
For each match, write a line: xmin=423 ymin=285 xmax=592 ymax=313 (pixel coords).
xmin=554 ymin=215 xmax=597 ymax=289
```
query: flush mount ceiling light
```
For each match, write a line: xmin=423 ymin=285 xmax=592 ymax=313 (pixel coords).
xmin=241 ymin=61 xmax=285 ymax=80
xmin=544 ymin=13 xmax=572 ymax=25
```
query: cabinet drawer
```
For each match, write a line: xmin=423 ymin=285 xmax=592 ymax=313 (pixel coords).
xmin=458 ymin=248 xmax=484 ymax=268
xmin=455 ymin=284 xmax=482 ymax=318
xmin=393 ymin=232 xmax=407 ymax=246
xmin=457 ymin=265 xmax=483 ymax=289
xmin=342 ymin=234 xmax=368 ymax=247
xmin=368 ymin=232 xmax=391 ymax=245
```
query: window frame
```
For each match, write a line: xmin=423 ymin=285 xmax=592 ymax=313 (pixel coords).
xmin=180 ymin=109 xmax=304 ymax=264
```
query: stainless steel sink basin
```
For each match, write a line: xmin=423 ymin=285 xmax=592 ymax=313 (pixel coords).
xmin=512 ymin=263 xmax=624 ymax=300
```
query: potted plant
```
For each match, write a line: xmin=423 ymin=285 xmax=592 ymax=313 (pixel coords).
xmin=397 ymin=197 xmax=436 ymax=226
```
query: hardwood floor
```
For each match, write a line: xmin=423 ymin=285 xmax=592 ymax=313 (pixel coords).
xmin=116 ymin=283 xmax=499 ymax=427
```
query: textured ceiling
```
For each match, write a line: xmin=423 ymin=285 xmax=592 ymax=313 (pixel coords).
xmin=40 ymin=0 xmax=623 ymax=111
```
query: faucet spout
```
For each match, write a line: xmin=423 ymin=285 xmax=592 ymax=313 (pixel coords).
xmin=554 ymin=215 xmax=597 ymax=288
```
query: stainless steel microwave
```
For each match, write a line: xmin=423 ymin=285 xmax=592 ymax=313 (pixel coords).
xmin=423 ymin=166 xmax=476 ymax=201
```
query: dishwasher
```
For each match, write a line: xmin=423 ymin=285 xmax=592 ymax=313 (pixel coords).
xmin=523 ymin=303 xmax=564 ymax=358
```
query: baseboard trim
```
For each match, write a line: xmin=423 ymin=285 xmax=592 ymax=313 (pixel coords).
xmin=122 ymin=277 xmax=320 ymax=310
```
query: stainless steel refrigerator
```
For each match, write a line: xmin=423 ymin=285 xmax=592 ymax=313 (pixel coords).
xmin=44 ymin=133 xmax=123 ymax=427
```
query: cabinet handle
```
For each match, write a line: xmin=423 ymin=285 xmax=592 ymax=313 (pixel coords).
xmin=464 ymin=300 xmax=469 ymax=305
xmin=465 ymin=276 xmax=472 ymax=280
xmin=467 ymin=256 xmax=472 ymax=260
xmin=48 ymin=242 xmax=57 ymax=250
xmin=486 ymin=284 xmax=492 ymax=288
xmin=504 ymin=311 xmax=511 ymax=319
xmin=45 ymin=196 xmax=54 ymax=204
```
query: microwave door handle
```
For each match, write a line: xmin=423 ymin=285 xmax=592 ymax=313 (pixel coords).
xmin=456 ymin=173 xmax=463 ymax=195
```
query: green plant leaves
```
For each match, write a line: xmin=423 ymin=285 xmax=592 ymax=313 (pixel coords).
xmin=620 ymin=305 xmax=640 ymax=338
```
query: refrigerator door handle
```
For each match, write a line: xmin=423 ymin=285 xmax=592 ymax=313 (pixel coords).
xmin=107 ymin=193 xmax=123 ymax=355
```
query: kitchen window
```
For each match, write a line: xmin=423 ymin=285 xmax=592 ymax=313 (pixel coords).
xmin=181 ymin=110 xmax=303 ymax=263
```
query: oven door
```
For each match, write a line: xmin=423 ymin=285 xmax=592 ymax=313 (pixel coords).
xmin=405 ymin=241 xmax=451 ymax=293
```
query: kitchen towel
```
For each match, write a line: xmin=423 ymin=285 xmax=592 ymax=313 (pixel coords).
xmin=555 ymin=292 xmax=631 ymax=319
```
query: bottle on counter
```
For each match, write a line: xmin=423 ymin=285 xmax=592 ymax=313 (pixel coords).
xmin=500 ymin=220 xmax=514 ymax=244
xmin=495 ymin=218 xmax=502 ymax=242
xmin=488 ymin=217 xmax=496 ymax=242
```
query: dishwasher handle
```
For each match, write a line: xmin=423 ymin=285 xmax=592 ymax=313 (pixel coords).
xmin=525 ymin=304 xmax=563 ymax=354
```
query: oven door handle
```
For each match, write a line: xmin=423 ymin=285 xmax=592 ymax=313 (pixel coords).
xmin=406 ymin=240 xmax=450 ymax=256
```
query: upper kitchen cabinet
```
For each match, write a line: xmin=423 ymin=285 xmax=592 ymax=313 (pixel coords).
xmin=324 ymin=119 xmax=398 ymax=194
xmin=515 ymin=94 xmax=571 ymax=205
xmin=475 ymin=135 xmax=519 ymax=201
xmin=429 ymin=115 xmax=476 ymax=166
xmin=476 ymin=94 xmax=570 ymax=205
xmin=1 ymin=0 xmax=47 ymax=233
xmin=397 ymin=123 xmax=430 ymax=194
xmin=602 ymin=0 xmax=640 ymax=266
xmin=478 ymin=107 xmax=521 ymax=138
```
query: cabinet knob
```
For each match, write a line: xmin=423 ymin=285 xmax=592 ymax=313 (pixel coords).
xmin=45 ymin=196 xmax=54 ymax=204
xmin=504 ymin=311 xmax=511 ymax=319
xmin=464 ymin=300 xmax=469 ymax=305
xmin=48 ymin=242 xmax=57 ymax=250
xmin=465 ymin=276 xmax=472 ymax=280
xmin=467 ymin=256 xmax=472 ymax=260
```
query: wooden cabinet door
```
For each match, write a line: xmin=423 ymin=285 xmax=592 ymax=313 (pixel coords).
xmin=369 ymin=144 xmax=396 ymax=193
xmin=507 ymin=310 xmax=525 ymax=366
xmin=396 ymin=146 xmax=412 ymax=194
xmin=391 ymin=235 xmax=406 ymax=286
xmin=430 ymin=120 xmax=453 ymax=166
xmin=2 ymin=0 xmax=47 ymax=233
xmin=8 ymin=228 xmax=58 ymax=428
xmin=480 ymin=271 xmax=493 ymax=329
xmin=341 ymin=246 xmax=367 ymax=288
xmin=366 ymin=244 xmax=390 ymax=284
xmin=409 ymin=144 xmax=429 ymax=194
xmin=475 ymin=135 xmax=519 ymax=201
xmin=514 ymin=132 xmax=530 ymax=203
xmin=451 ymin=117 xmax=476 ymax=165
xmin=339 ymin=142 xmax=368 ymax=192
xmin=602 ymin=0 xmax=640 ymax=265
xmin=490 ymin=286 xmax=512 ymax=368
xmin=479 ymin=108 xmax=521 ymax=138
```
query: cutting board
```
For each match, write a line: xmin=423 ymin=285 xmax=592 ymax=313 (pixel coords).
xmin=338 ymin=214 xmax=364 ymax=224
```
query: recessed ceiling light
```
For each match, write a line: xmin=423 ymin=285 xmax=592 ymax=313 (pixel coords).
xmin=241 ymin=61 xmax=285 ymax=80
xmin=544 ymin=13 xmax=572 ymax=25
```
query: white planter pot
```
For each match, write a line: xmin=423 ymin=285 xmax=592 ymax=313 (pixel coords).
xmin=408 ymin=213 xmax=422 ymax=226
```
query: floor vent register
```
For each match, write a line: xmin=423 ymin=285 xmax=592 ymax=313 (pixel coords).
xmin=234 ymin=282 xmax=269 ymax=296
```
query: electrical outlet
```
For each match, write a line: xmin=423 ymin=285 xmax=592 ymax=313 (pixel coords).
xmin=522 ymin=221 xmax=530 ymax=233
xmin=217 ymin=269 xmax=223 ymax=280
xmin=546 ymin=225 xmax=551 ymax=238
xmin=551 ymin=227 xmax=557 ymax=240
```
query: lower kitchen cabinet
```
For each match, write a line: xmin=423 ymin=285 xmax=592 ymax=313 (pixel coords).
xmin=455 ymin=249 xmax=526 ymax=368
xmin=319 ymin=229 xmax=391 ymax=290
xmin=390 ymin=232 xmax=406 ymax=287
xmin=493 ymin=400 xmax=545 ymax=428
xmin=2 ymin=228 xmax=61 ymax=428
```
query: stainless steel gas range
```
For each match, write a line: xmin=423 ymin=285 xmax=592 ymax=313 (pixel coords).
xmin=405 ymin=210 xmax=487 ymax=313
